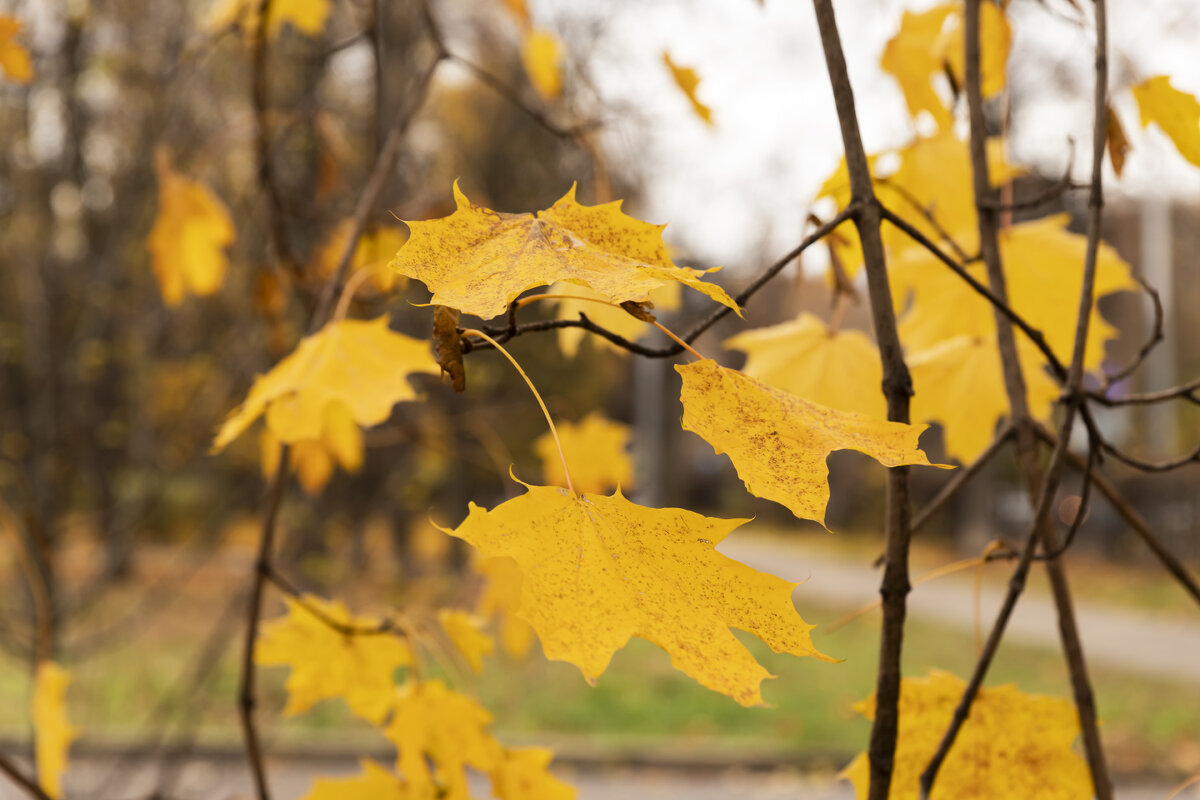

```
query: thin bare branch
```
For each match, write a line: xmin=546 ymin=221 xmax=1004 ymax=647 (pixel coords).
xmin=1098 ymin=273 xmax=1165 ymax=391
xmin=0 ymin=753 xmax=52 ymax=800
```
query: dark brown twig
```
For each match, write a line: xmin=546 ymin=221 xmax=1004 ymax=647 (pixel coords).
xmin=0 ymin=753 xmax=51 ymax=800
xmin=1098 ymin=274 xmax=1165 ymax=391
xmin=811 ymin=3 xmax=915 ymax=798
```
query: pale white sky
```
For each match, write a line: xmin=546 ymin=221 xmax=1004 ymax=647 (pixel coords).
xmin=540 ymin=0 xmax=1200 ymax=270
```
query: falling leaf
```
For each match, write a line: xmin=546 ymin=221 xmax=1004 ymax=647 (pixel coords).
xmin=533 ymin=412 xmax=634 ymax=493
xmin=388 ymin=182 xmax=738 ymax=320
xmin=892 ymin=214 xmax=1136 ymax=371
xmin=553 ymin=280 xmax=681 ymax=357
xmin=31 ymin=662 xmax=77 ymax=800
xmin=1106 ymin=104 xmax=1130 ymax=177
xmin=662 ymin=52 xmax=714 ymax=126
xmin=205 ymin=0 xmax=332 ymax=39
xmin=300 ymin=760 xmax=412 ymax=800
xmin=147 ymin=149 xmax=235 ymax=307
xmin=491 ymin=748 xmax=576 ymax=800
xmin=817 ymin=131 xmax=1021 ymax=278
xmin=312 ymin=221 xmax=409 ymax=294
xmin=438 ymin=609 xmax=495 ymax=674
xmin=213 ymin=317 xmax=439 ymax=452
xmin=724 ymin=313 xmax=886 ymax=418
xmin=447 ymin=482 xmax=834 ymax=706
xmin=0 ymin=16 xmax=33 ymax=84
xmin=522 ymin=29 xmax=564 ymax=101
xmin=385 ymin=679 xmax=501 ymax=799
xmin=880 ymin=2 xmax=1009 ymax=131
xmin=677 ymin=360 xmax=946 ymax=526
xmin=1131 ymin=74 xmax=1200 ymax=168
xmin=907 ymin=334 xmax=1059 ymax=463
xmin=841 ymin=670 xmax=1092 ymax=800
xmin=474 ymin=556 xmax=536 ymax=659
xmin=257 ymin=595 xmax=411 ymax=723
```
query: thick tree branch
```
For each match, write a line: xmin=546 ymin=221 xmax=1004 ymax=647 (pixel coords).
xmin=811 ymin=3 xmax=914 ymax=798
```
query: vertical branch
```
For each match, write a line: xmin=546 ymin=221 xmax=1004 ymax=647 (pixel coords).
xmin=252 ymin=0 xmax=296 ymax=275
xmin=810 ymin=3 xmax=914 ymax=798
xmin=921 ymin=1 xmax=1113 ymax=797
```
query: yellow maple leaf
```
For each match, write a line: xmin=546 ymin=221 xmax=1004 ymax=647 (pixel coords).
xmin=0 ymin=16 xmax=33 ymax=84
xmin=533 ymin=412 xmax=634 ymax=494
xmin=522 ymin=29 xmax=564 ymax=101
xmin=907 ymin=334 xmax=1059 ymax=463
xmin=300 ymin=760 xmax=413 ymax=800
xmin=841 ymin=670 xmax=1092 ymax=800
xmin=438 ymin=609 xmax=495 ymax=674
xmin=147 ymin=150 xmax=235 ymax=307
xmin=1131 ymin=74 xmax=1200 ymax=168
xmin=388 ymin=182 xmax=738 ymax=320
xmin=31 ymin=662 xmax=77 ymax=800
xmin=553 ymin=280 xmax=682 ymax=357
xmin=474 ymin=556 xmax=536 ymax=659
xmin=447 ymin=482 xmax=834 ymax=706
xmin=724 ymin=313 xmax=885 ymax=419
xmin=662 ymin=52 xmax=714 ymax=126
xmin=893 ymin=214 xmax=1136 ymax=371
xmin=677 ymin=360 xmax=946 ymax=526
xmin=881 ymin=2 xmax=1009 ymax=131
xmin=256 ymin=595 xmax=411 ymax=723
xmin=491 ymin=747 xmax=576 ymax=800
xmin=818 ymin=131 xmax=1021 ymax=278
xmin=312 ymin=220 xmax=409 ymax=294
xmin=205 ymin=0 xmax=331 ymax=39
xmin=213 ymin=316 xmax=439 ymax=452
xmin=385 ymin=679 xmax=501 ymax=800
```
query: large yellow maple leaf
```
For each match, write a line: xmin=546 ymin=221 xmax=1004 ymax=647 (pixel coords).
xmin=677 ymin=360 xmax=946 ymax=526
xmin=385 ymin=679 xmax=502 ymax=800
xmin=31 ymin=662 xmax=77 ymax=800
xmin=447 ymin=482 xmax=834 ymax=706
xmin=0 ymin=16 xmax=33 ymax=84
xmin=893 ymin=214 xmax=1136 ymax=371
xmin=724 ymin=313 xmax=885 ymax=419
xmin=388 ymin=182 xmax=738 ymax=320
xmin=907 ymin=334 xmax=1059 ymax=463
xmin=300 ymin=760 xmax=413 ymax=800
xmin=256 ymin=595 xmax=411 ymax=723
xmin=533 ymin=412 xmax=634 ymax=494
xmin=205 ymin=0 xmax=331 ymax=39
xmin=841 ymin=670 xmax=1092 ymax=800
xmin=147 ymin=151 xmax=235 ymax=307
xmin=817 ymin=131 xmax=1021 ymax=278
xmin=213 ymin=317 xmax=439 ymax=452
xmin=1130 ymin=75 xmax=1200 ymax=169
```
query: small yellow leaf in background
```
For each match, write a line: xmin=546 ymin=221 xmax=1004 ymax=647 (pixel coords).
xmin=491 ymin=747 xmax=577 ymax=800
xmin=385 ymin=679 xmax=500 ymax=800
xmin=907 ymin=335 xmax=1058 ymax=463
xmin=662 ymin=52 xmax=714 ymax=126
xmin=841 ymin=670 xmax=1092 ymax=800
xmin=213 ymin=317 xmax=439 ymax=452
xmin=724 ymin=313 xmax=885 ymax=419
xmin=257 ymin=595 xmax=411 ymax=723
xmin=677 ymin=360 xmax=946 ymax=526
xmin=438 ymin=609 xmax=495 ymax=674
xmin=1106 ymin=104 xmax=1131 ymax=177
xmin=389 ymin=182 xmax=737 ymax=320
xmin=0 ymin=16 xmax=33 ymax=84
xmin=522 ymin=29 xmax=564 ymax=101
xmin=312 ymin=221 xmax=409 ymax=294
xmin=553 ymin=280 xmax=681 ymax=358
xmin=32 ymin=662 xmax=77 ymax=800
xmin=300 ymin=760 xmax=412 ymax=800
xmin=500 ymin=0 xmax=530 ymax=27
xmin=533 ymin=412 xmax=634 ymax=494
xmin=474 ymin=556 xmax=536 ymax=659
xmin=260 ymin=425 xmax=360 ymax=495
xmin=205 ymin=0 xmax=331 ymax=39
xmin=147 ymin=149 xmax=235 ymax=307
xmin=449 ymin=483 xmax=833 ymax=707
xmin=1131 ymin=75 xmax=1200 ymax=168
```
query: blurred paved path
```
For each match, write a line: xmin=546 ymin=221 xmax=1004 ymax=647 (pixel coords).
xmin=719 ymin=534 xmax=1200 ymax=684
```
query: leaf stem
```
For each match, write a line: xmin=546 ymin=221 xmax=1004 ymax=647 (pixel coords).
xmin=461 ymin=328 xmax=576 ymax=497
xmin=650 ymin=320 xmax=705 ymax=361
